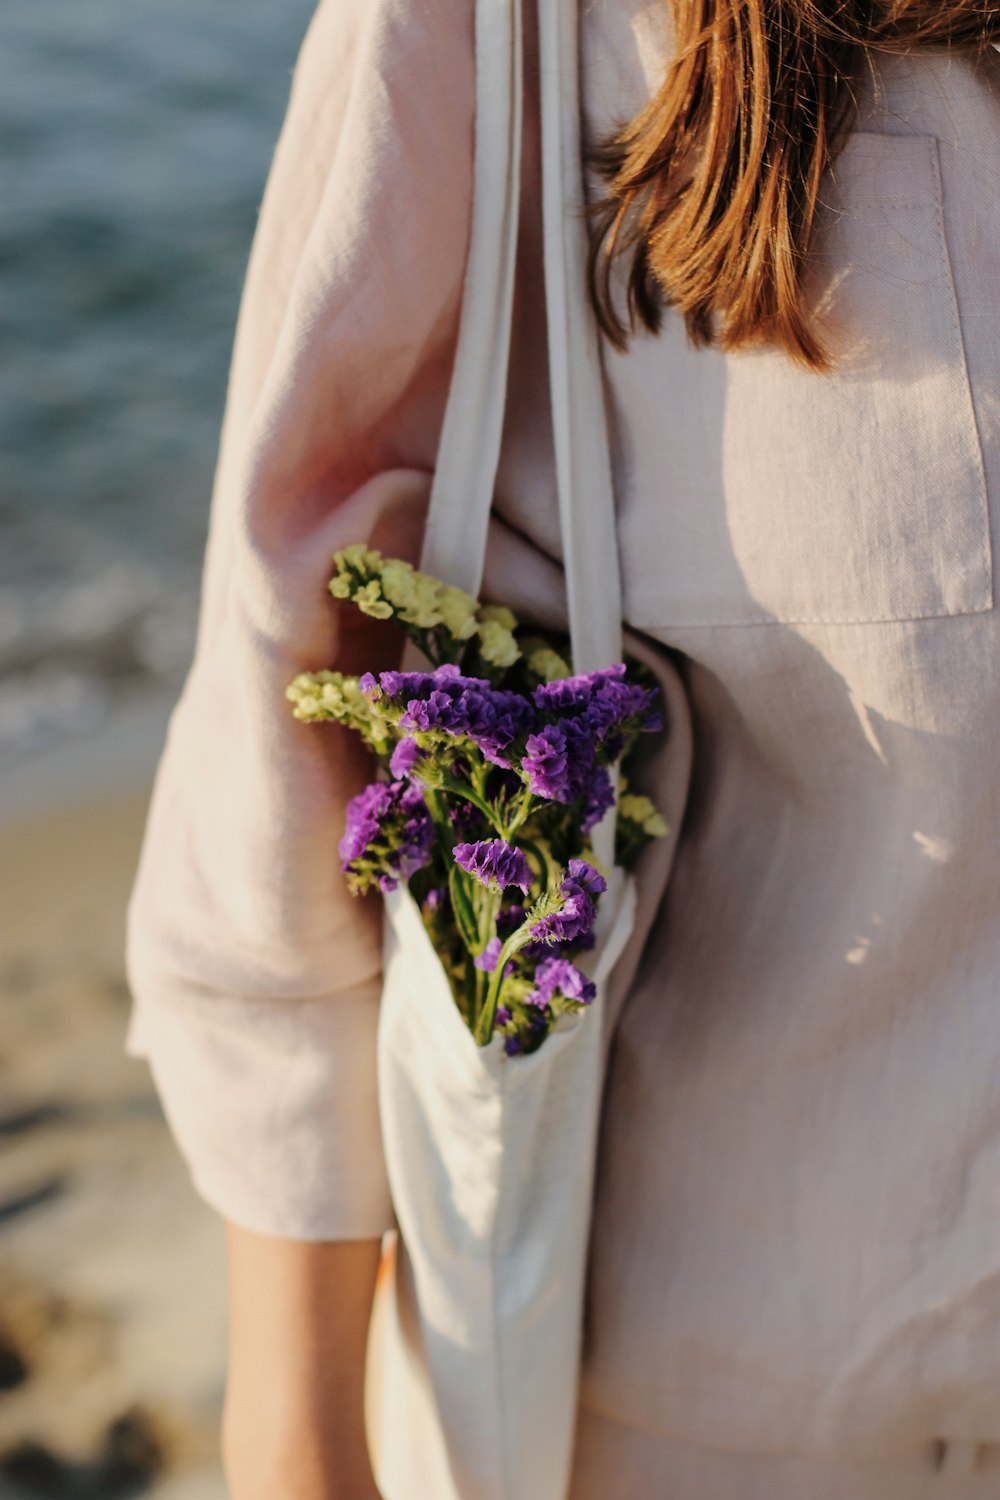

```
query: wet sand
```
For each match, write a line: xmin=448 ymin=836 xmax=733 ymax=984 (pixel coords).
xmin=0 ymin=779 xmax=227 ymax=1498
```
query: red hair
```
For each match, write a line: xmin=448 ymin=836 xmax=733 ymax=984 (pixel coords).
xmin=590 ymin=2 xmax=1000 ymax=368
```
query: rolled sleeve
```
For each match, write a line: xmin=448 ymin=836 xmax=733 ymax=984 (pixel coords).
xmin=125 ymin=0 xmax=474 ymax=1238
xmin=125 ymin=972 xmax=392 ymax=1241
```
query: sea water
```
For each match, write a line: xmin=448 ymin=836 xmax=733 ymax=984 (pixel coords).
xmin=0 ymin=0 xmax=316 ymax=767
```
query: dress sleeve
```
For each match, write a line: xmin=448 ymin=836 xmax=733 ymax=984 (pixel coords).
xmin=124 ymin=0 xmax=474 ymax=1240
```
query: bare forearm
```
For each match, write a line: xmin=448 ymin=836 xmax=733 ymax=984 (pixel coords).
xmin=222 ymin=1223 xmax=383 ymax=1500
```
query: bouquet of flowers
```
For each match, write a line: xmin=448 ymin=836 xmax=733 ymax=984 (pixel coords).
xmin=286 ymin=544 xmax=667 ymax=1058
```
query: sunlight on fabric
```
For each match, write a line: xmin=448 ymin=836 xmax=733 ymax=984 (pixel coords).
xmin=912 ymin=830 xmax=954 ymax=864
xmin=847 ymin=689 xmax=888 ymax=766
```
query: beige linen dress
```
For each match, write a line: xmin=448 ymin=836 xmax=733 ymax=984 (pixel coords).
xmin=125 ymin=0 xmax=1000 ymax=1491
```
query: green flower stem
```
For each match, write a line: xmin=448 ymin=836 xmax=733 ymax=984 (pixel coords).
xmin=474 ymin=922 xmax=536 ymax=1047
xmin=499 ymin=785 xmax=536 ymax=843
xmin=477 ymin=888 xmax=502 ymax=952
xmin=461 ymin=951 xmax=477 ymax=1024
xmin=420 ymin=787 xmax=454 ymax=848
xmin=423 ymin=785 xmax=481 ymax=960
xmin=447 ymin=863 xmax=480 ymax=953
xmin=435 ymin=774 xmax=497 ymax=829
xmin=470 ymin=761 xmax=489 ymax=803
xmin=473 ymin=962 xmax=487 ymax=1023
xmin=470 ymin=888 xmax=499 ymax=1029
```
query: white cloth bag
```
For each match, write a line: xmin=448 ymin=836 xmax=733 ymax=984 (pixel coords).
xmin=367 ymin=2 xmax=635 ymax=1496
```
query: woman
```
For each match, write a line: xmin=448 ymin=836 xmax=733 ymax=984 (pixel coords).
xmin=126 ymin=1 xmax=1000 ymax=1496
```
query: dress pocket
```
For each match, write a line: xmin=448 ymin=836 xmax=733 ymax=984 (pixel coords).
xmin=617 ymin=132 xmax=993 ymax=630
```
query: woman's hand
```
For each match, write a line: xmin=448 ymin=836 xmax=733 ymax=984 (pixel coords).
xmin=222 ymin=1224 xmax=383 ymax=1500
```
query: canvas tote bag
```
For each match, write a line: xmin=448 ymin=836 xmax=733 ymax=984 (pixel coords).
xmin=366 ymin=2 xmax=636 ymax=1496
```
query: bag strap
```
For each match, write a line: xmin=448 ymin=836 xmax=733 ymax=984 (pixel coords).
xmin=420 ymin=0 xmax=623 ymax=863
xmin=536 ymin=0 xmax=623 ymax=677
xmin=419 ymin=0 xmax=524 ymax=595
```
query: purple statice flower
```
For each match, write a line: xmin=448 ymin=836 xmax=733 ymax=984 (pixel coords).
xmin=504 ymin=1035 xmax=522 ymax=1056
xmin=533 ymin=664 xmax=661 ymax=745
xmin=581 ymin=765 xmax=616 ymax=834
xmin=530 ymin=858 xmax=607 ymax=945
xmin=367 ymin=663 xmax=535 ymax=767
xmin=454 ymin=839 xmax=533 ymax=893
xmin=400 ymin=688 xmax=463 ymax=732
xmin=586 ymin=681 xmax=658 ymax=736
xmin=393 ymin=783 xmax=437 ymax=882
xmin=522 ymin=724 xmax=572 ymax=800
xmin=368 ymin=663 xmax=469 ymax=701
xmin=406 ymin=685 xmax=534 ymax=767
xmin=498 ymin=901 xmax=554 ymax=961
xmin=339 ymin=779 xmax=435 ymax=893
xmin=520 ymin=692 xmax=639 ymax=815
xmin=422 ymin=886 xmax=446 ymax=912
xmin=532 ymin=665 xmax=628 ymax=716
xmin=529 ymin=955 xmax=597 ymax=1008
xmin=474 ymin=936 xmax=504 ymax=972
xmin=567 ymin=857 xmax=608 ymax=897
xmin=495 ymin=1005 xmax=513 ymax=1027
xmin=521 ymin=716 xmax=602 ymax=806
xmin=340 ymin=782 xmax=394 ymax=865
xmin=389 ymin=736 xmax=423 ymax=779
xmin=461 ymin=688 xmax=536 ymax=767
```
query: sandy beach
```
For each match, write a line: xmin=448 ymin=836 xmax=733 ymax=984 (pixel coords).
xmin=0 ymin=3 xmax=325 ymax=1489
xmin=0 ymin=708 xmax=228 ymax=1498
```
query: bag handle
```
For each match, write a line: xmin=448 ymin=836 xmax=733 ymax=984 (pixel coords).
xmin=536 ymin=0 xmax=623 ymax=676
xmin=419 ymin=0 xmax=623 ymax=863
xmin=419 ymin=0 xmax=524 ymax=595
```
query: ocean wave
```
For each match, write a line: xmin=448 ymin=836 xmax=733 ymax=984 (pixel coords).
xmin=0 ymin=0 xmax=315 ymax=763
xmin=0 ymin=562 xmax=198 ymax=766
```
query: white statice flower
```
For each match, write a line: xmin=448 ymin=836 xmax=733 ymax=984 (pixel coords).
xmin=378 ymin=558 xmax=418 ymax=610
xmin=619 ymin=791 xmax=668 ymax=838
xmin=355 ymin=580 xmax=394 ymax=619
xmin=286 ymin=671 xmax=391 ymax=748
xmin=286 ymin=673 xmax=326 ymax=719
xmin=438 ymin=584 xmax=480 ymax=640
xmin=379 ymin=559 xmax=446 ymax=629
xmin=337 ymin=543 xmax=382 ymax=573
xmin=410 ymin=575 xmax=446 ymax=627
xmin=477 ymin=617 xmax=520 ymax=668
xmin=527 ymin=646 xmax=570 ymax=682
xmin=329 ymin=543 xmax=383 ymax=598
xmin=477 ymin=603 xmax=518 ymax=631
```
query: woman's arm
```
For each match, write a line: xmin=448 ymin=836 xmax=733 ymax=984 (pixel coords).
xmin=222 ymin=1223 xmax=383 ymax=1500
xmin=124 ymin=0 xmax=475 ymax=1242
xmin=125 ymin=7 xmax=475 ymax=1484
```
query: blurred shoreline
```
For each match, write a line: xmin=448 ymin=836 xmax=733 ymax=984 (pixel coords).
xmin=0 ymin=564 xmax=198 ymax=787
xmin=0 ymin=0 xmax=315 ymax=779
xmin=0 ymin=685 xmax=178 ymax=831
